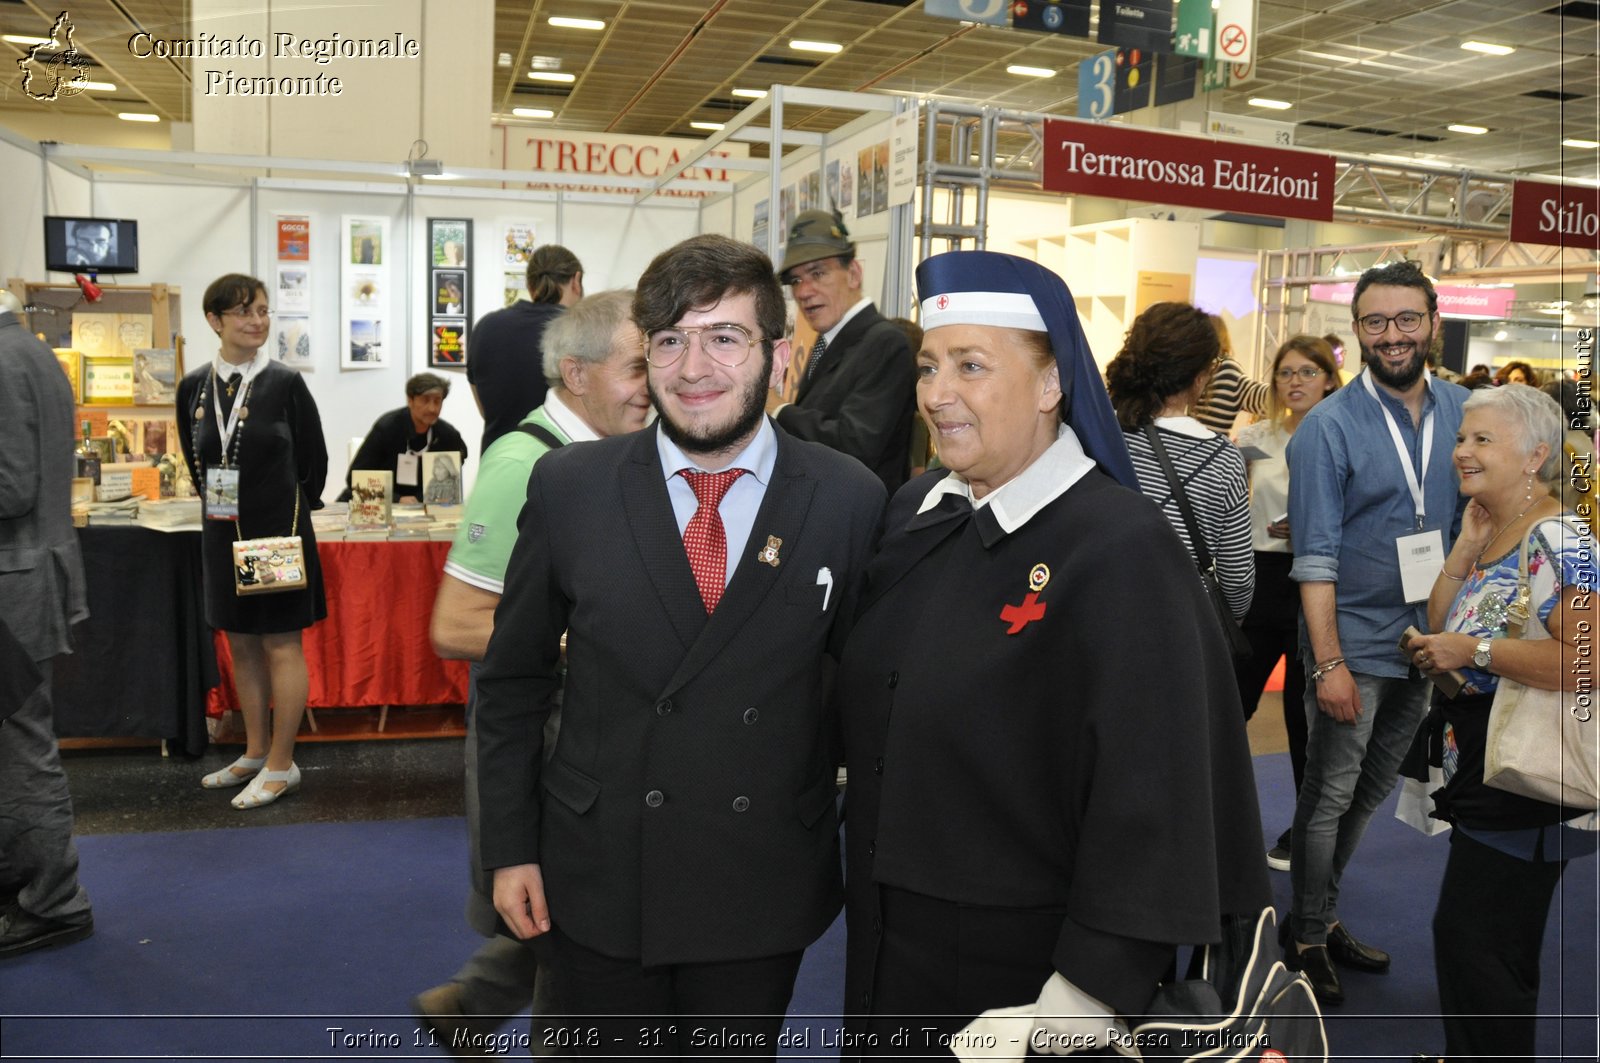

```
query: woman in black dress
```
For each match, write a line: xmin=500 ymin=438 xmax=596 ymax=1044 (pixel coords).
xmin=177 ymin=274 xmax=327 ymax=809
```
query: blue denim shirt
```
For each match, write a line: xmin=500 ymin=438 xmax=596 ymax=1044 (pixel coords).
xmin=1287 ymin=371 xmax=1468 ymax=677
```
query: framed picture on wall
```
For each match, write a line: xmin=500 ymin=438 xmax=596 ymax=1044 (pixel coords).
xmin=428 ymin=219 xmax=472 ymax=370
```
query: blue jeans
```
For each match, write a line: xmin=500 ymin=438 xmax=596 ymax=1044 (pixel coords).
xmin=1289 ymin=664 xmax=1429 ymax=944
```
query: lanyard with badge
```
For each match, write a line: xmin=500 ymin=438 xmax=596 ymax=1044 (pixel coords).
xmin=1361 ymin=371 xmax=1443 ymax=602
xmin=195 ymin=361 xmax=256 ymax=521
xmin=397 ymin=425 xmax=432 ymax=488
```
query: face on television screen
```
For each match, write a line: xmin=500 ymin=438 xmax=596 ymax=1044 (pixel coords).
xmin=45 ymin=217 xmax=139 ymax=275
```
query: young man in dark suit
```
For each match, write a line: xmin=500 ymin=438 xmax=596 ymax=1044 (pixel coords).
xmin=473 ymin=235 xmax=886 ymax=1051
xmin=0 ymin=290 xmax=93 ymax=958
xmin=768 ymin=210 xmax=915 ymax=495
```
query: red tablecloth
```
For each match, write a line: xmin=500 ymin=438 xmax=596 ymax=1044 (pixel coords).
xmin=206 ymin=540 xmax=469 ymax=715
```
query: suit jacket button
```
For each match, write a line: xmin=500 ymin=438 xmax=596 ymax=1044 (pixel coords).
xmin=887 ymin=671 xmax=898 ymax=689
xmin=732 ymin=796 xmax=750 ymax=812
xmin=742 ymin=707 xmax=759 ymax=724
xmin=645 ymin=790 xmax=664 ymax=807
xmin=867 ymin=841 xmax=875 ymax=857
xmin=873 ymin=757 xmax=884 ymax=775
xmin=655 ymin=699 xmax=673 ymax=717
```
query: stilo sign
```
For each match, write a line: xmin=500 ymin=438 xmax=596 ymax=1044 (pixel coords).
xmin=1042 ymin=119 xmax=1334 ymax=222
xmin=1510 ymin=180 xmax=1600 ymax=250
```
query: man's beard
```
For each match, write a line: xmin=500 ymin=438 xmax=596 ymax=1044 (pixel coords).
xmin=1360 ymin=330 xmax=1431 ymax=391
xmin=648 ymin=352 xmax=771 ymax=458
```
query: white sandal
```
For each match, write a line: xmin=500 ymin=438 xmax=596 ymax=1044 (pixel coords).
xmin=232 ymin=763 xmax=301 ymax=810
xmin=200 ymin=756 xmax=265 ymax=789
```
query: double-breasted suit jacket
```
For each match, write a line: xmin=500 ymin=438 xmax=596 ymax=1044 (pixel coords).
xmin=775 ymin=304 xmax=915 ymax=496
xmin=475 ymin=422 xmax=886 ymax=966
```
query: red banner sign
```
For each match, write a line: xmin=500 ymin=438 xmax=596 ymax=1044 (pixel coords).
xmin=1042 ymin=119 xmax=1334 ymax=221
xmin=1510 ymin=180 xmax=1600 ymax=250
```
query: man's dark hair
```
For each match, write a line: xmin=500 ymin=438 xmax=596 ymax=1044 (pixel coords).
xmin=203 ymin=273 xmax=267 ymax=318
xmin=527 ymin=245 xmax=583 ymax=304
xmin=633 ymin=234 xmax=786 ymax=348
xmin=1351 ymin=260 xmax=1437 ymax=317
xmin=406 ymin=371 xmax=451 ymax=398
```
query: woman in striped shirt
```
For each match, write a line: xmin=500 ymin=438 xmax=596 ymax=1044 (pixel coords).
xmin=1106 ymin=302 xmax=1255 ymax=620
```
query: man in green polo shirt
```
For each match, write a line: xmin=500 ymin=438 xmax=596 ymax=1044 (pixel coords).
xmin=414 ymin=289 xmax=648 ymax=1051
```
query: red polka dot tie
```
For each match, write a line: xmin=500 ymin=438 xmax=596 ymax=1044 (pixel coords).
xmin=681 ymin=469 xmax=746 ymax=614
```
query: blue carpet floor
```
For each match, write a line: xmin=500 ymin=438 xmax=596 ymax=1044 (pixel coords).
xmin=0 ymin=755 xmax=1594 ymax=1061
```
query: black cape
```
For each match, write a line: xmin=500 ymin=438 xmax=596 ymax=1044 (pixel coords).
xmin=840 ymin=467 xmax=1269 ymax=1022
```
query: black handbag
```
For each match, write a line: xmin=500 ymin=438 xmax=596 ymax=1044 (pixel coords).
xmin=1141 ymin=425 xmax=1253 ymax=661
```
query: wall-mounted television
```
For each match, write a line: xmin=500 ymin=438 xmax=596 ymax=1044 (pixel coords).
xmin=44 ymin=216 xmax=139 ymax=275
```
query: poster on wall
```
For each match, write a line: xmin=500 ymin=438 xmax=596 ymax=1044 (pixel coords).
xmin=275 ymin=214 xmax=314 ymax=370
xmin=277 ymin=216 xmax=310 ymax=261
xmin=504 ymin=272 xmax=526 ymax=306
xmin=752 ymin=200 xmax=769 ymax=253
xmin=432 ymin=220 xmax=468 ymax=267
xmin=503 ymin=223 xmax=536 ymax=267
xmin=428 ymin=219 xmax=473 ymax=369
xmin=277 ymin=266 xmax=310 ymax=314
xmin=277 ymin=316 xmax=313 ymax=369
xmin=341 ymin=215 xmax=392 ymax=370
xmin=889 ymin=109 xmax=918 ymax=209
xmin=856 ymin=147 xmax=876 ymax=218
xmin=431 ymin=321 xmax=466 ymax=366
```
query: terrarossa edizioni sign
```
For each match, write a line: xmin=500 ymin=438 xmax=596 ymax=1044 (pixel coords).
xmin=1510 ymin=179 xmax=1600 ymax=250
xmin=1042 ymin=118 xmax=1335 ymax=222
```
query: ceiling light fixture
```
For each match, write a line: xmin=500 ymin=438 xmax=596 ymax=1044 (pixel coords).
xmin=789 ymin=39 xmax=842 ymax=54
xmin=1 ymin=34 xmax=51 ymax=46
xmin=1563 ymin=138 xmax=1600 ymax=149
xmin=1447 ymin=124 xmax=1488 ymax=135
xmin=497 ymin=53 xmax=512 ymax=68
xmin=118 ymin=112 xmax=160 ymax=123
xmin=1460 ymin=41 xmax=1514 ymax=56
xmin=528 ymin=71 xmax=575 ymax=83
xmin=1248 ymin=97 xmax=1292 ymax=110
xmin=732 ymin=88 xmax=768 ymax=99
xmin=1006 ymin=64 xmax=1056 ymax=78
xmin=512 ymin=107 xmax=555 ymax=119
xmin=548 ymin=17 xmax=605 ymax=31
xmin=81 ymin=81 xmax=117 ymax=92
xmin=691 ymin=121 xmax=725 ymax=131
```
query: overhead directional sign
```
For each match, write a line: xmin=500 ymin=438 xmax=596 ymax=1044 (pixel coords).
xmin=926 ymin=0 xmax=1010 ymax=26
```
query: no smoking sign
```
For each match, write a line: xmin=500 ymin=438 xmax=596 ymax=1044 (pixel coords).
xmin=1219 ymin=23 xmax=1248 ymax=58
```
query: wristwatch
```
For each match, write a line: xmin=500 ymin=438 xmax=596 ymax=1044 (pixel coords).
xmin=1472 ymin=638 xmax=1493 ymax=670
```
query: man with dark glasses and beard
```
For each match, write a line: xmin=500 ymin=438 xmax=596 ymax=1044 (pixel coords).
xmin=472 ymin=234 xmax=885 ymax=1053
xmin=1280 ymin=260 xmax=1469 ymax=1005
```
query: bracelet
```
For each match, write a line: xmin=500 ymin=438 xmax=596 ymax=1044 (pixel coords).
xmin=1438 ymin=567 xmax=1468 ymax=582
xmin=1310 ymin=657 xmax=1346 ymax=683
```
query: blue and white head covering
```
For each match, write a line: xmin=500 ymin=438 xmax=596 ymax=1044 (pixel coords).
xmin=916 ymin=250 xmax=1138 ymax=490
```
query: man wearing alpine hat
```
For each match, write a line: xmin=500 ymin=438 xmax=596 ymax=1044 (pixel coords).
xmin=769 ymin=209 xmax=916 ymax=495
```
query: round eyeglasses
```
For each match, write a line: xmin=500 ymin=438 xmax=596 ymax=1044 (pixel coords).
xmin=645 ymin=323 xmax=760 ymax=368
xmin=1274 ymin=366 xmax=1326 ymax=382
xmin=1355 ymin=310 xmax=1425 ymax=336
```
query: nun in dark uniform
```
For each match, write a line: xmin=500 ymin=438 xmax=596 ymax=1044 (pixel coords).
xmin=177 ymin=273 xmax=327 ymax=810
xmin=839 ymin=252 xmax=1268 ymax=1053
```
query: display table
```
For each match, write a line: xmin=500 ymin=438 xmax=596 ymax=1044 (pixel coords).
xmin=53 ymin=525 xmax=215 ymax=756
xmin=206 ymin=539 xmax=469 ymax=715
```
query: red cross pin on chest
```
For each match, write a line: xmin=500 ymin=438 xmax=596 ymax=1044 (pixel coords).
xmin=999 ymin=563 xmax=1051 ymax=634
